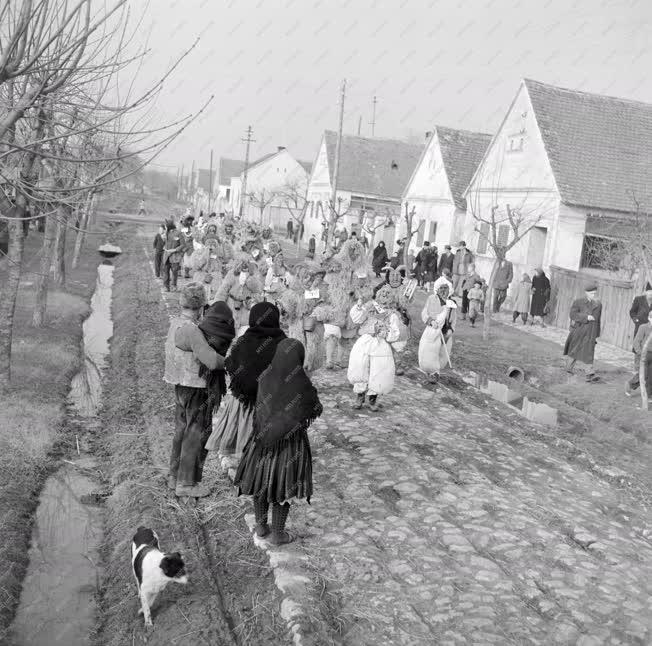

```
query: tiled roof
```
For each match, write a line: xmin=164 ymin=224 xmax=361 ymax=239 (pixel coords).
xmin=435 ymin=126 xmax=492 ymax=210
xmin=218 ymin=158 xmax=245 ymax=186
xmin=247 ymin=151 xmax=277 ymax=170
xmin=324 ymin=131 xmax=423 ymax=199
xmin=525 ymin=78 xmax=652 ymax=214
xmin=197 ymin=168 xmax=216 ymax=192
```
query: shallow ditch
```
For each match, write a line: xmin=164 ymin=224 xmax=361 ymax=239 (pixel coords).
xmin=9 ymin=262 xmax=114 ymax=646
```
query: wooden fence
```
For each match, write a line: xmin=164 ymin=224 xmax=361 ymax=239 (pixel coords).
xmin=548 ymin=265 xmax=644 ymax=350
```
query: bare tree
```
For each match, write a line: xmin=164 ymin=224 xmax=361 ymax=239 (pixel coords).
xmin=247 ymin=187 xmax=277 ymax=225
xmin=277 ymin=177 xmax=309 ymax=250
xmin=322 ymin=196 xmax=352 ymax=248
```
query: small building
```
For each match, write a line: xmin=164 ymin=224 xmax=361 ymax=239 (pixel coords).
xmin=400 ymin=127 xmax=491 ymax=256
xmin=303 ymin=131 xmax=423 ymax=251
xmin=230 ymin=147 xmax=311 ymax=227
xmin=463 ymin=78 xmax=652 ymax=348
xmin=217 ymin=158 xmax=245 ymax=207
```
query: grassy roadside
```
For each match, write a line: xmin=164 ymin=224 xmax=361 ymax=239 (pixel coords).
xmin=96 ymin=233 xmax=290 ymax=645
xmin=0 ymin=229 xmax=102 ymax=639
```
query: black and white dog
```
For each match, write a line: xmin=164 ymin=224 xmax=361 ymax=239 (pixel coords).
xmin=131 ymin=526 xmax=188 ymax=627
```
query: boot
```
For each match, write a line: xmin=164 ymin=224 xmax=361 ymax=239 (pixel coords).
xmin=175 ymin=483 xmax=211 ymax=498
xmin=268 ymin=503 xmax=293 ymax=545
xmin=368 ymin=394 xmax=381 ymax=411
xmin=253 ymin=494 xmax=270 ymax=537
xmin=352 ymin=392 xmax=365 ymax=409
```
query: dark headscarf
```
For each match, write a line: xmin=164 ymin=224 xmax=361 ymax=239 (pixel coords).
xmin=225 ymin=302 xmax=286 ymax=409
xmin=254 ymin=339 xmax=322 ymax=448
xmin=373 ymin=241 xmax=386 ymax=259
xmin=198 ymin=301 xmax=236 ymax=396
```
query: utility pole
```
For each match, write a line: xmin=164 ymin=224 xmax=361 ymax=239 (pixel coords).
xmin=328 ymin=79 xmax=346 ymax=245
xmin=190 ymin=159 xmax=196 ymax=211
xmin=179 ymin=164 xmax=184 ymax=200
xmin=207 ymin=149 xmax=214 ymax=213
xmin=357 ymin=115 xmax=362 ymax=136
xmin=371 ymin=95 xmax=377 ymax=137
xmin=240 ymin=125 xmax=255 ymax=219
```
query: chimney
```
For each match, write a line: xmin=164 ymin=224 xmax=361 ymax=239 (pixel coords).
xmin=425 ymin=131 xmax=432 ymax=140
xmin=277 ymin=146 xmax=286 ymax=152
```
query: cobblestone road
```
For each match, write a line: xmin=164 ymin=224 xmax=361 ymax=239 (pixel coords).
xmin=145 ymin=233 xmax=651 ymax=645
xmin=281 ymin=370 xmax=652 ymax=645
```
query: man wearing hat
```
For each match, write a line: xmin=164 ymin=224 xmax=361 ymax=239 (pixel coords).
xmin=162 ymin=218 xmax=183 ymax=291
xmin=563 ymin=282 xmax=602 ymax=382
xmin=438 ymin=245 xmax=454 ymax=276
xmin=629 ymin=282 xmax=652 ymax=345
xmin=164 ymin=282 xmax=224 ymax=498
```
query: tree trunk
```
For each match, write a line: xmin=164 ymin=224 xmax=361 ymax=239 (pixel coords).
xmin=32 ymin=212 xmax=58 ymax=327
xmin=0 ymin=208 xmax=26 ymax=387
xmin=639 ymin=331 xmax=652 ymax=411
xmin=482 ymin=257 xmax=500 ymax=341
xmin=72 ymin=192 xmax=94 ymax=269
xmin=52 ymin=207 xmax=69 ymax=286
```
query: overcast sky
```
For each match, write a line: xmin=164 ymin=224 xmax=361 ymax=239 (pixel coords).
xmin=135 ymin=0 xmax=652 ymax=174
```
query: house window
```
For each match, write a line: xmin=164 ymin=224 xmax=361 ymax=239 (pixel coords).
xmin=416 ymin=219 xmax=426 ymax=246
xmin=477 ymin=222 xmax=490 ymax=254
xmin=497 ymin=224 xmax=510 ymax=248
xmin=428 ymin=221 xmax=437 ymax=243
xmin=580 ymin=234 xmax=627 ymax=271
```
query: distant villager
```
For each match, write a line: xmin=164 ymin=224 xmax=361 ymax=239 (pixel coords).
xmin=530 ymin=267 xmax=551 ymax=326
xmin=563 ymin=282 xmax=602 ymax=382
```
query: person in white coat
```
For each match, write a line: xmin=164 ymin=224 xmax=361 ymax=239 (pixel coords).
xmin=347 ymin=285 xmax=401 ymax=411
xmin=418 ymin=283 xmax=457 ymax=384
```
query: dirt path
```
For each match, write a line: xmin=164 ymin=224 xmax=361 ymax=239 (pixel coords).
xmin=94 ymin=234 xmax=290 ymax=645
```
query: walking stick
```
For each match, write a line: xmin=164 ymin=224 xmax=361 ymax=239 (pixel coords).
xmin=438 ymin=328 xmax=453 ymax=369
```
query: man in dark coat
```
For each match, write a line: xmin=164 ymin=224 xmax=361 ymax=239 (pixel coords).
xmin=152 ymin=223 xmax=167 ymax=278
xmin=629 ymin=282 xmax=652 ymax=343
xmin=493 ymin=255 xmax=514 ymax=312
xmin=626 ymin=310 xmax=652 ymax=397
xmin=307 ymin=234 xmax=316 ymax=259
xmin=162 ymin=219 xmax=183 ymax=291
xmin=438 ymin=245 xmax=454 ymax=275
xmin=452 ymin=241 xmax=474 ymax=295
xmin=563 ymin=282 xmax=602 ymax=382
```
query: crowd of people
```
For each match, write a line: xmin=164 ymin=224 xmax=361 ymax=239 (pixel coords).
xmin=158 ymin=213 xmax=652 ymax=539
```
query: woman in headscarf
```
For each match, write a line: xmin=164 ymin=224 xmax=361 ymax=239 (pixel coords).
xmin=235 ymin=338 xmax=322 ymax=545
xmin=198 ymin=301 xmax=236 ymax=405
xmin=371 ymin=240 xmax=388 ymax=277
xmin=530 ymin=267 xmax=551 ymax=327
xmin=205 ymin=302 xmax=286 ymax=465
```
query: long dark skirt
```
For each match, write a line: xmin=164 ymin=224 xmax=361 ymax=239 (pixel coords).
xmin=234 ymin=427 xmax=313 ymax=504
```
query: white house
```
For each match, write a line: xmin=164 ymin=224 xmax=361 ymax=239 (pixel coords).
xmin=463 ymin=78 xmax=652 ymax=305
xmin=400 ymin=127 xmax=491 ymax=256
xmin=303 ymin=131 xmax=423 ymax=251
xmin=230 ymin=147 xmax=311 ymax=227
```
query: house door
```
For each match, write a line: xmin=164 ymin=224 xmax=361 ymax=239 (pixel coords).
xmin=528 ymin=226 xmax=548 ymax=269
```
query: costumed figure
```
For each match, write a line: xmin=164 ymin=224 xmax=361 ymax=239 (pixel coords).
xmin=205 ymin=302 xmax=286 ymax=468
xmin=190 ymin=231 xmax=232 ymax=304
xmin=264 ymin=249 xmax=292 ymax=301
xmin=216 ymin=254 xmax=263 ymax=335
xmin=277 ymin=261 xmax=328 ymax=372
xmin=378 ymin=265 xmax=411 ymax=375
xmin=347 ymin=284 xmax=403 ymax=411
xmin=418 ymin=282 xmax=457 ymax=384
xmin=318 ymin=238 xmax=374 ymax=370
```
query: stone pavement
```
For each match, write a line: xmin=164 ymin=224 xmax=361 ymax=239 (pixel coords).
xmin=144 ymin=234 xmax=651 ymax=645
xmin=274 ymin=370 xmax=652 ymax=645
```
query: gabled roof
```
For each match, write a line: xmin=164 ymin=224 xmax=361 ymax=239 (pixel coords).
xmin=218 ymin=158 xmax=245 ymax=185
xmin=197 ymin=168 xmax=216 ymax=192
xmin=430 ymin=126 xmax=492 ymax=209
xmin=524 ymin=78 xmax=652 ymax=214
xmin=247 ymin=151 xmax=277 ymax=170
xmin=323 ymin=131 xmax=423 ymax=200
xmin=298 ymin=160 xmax=313 ymax=174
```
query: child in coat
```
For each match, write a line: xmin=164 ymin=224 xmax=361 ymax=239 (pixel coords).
xmin=512 ymin=273 xmax=532 ymax=324
xmin=467 ymin=279 xmax=484 ymax=327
